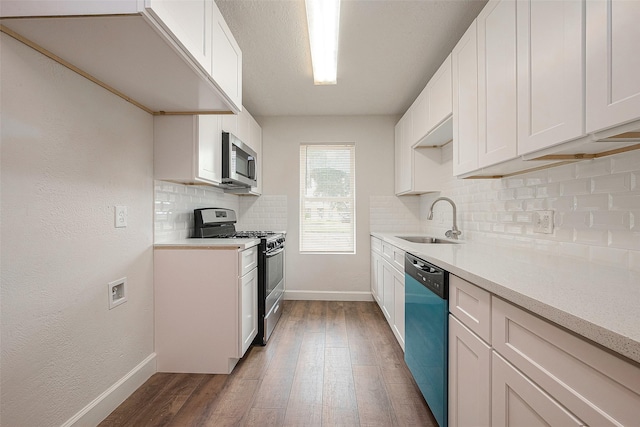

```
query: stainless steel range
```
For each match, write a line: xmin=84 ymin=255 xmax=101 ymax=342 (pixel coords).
xmin=193 ymin=208 xmax=285 ymax=345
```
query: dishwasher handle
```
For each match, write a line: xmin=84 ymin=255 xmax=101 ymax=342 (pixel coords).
xmin=411 ymin=260 xmax=441 ymax=275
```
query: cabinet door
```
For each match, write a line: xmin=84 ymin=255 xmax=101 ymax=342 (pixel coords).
xmin=394 ymin=116 xmax=412 ymax=194
xmin=427 ymin=55 xmax=452 ymax=131
xmin=211 ymin=2 xmax=242 ymax=111
xmin=221 ymin=112 xmax=239 ymax=136
xmin=492 ymin=352 xmax=584 ymax=427
xmin=412 ymin=88 xmax=430 ymax=144
xmin=371 ymin=251 xmax=382 ymax=303
xmin=449 ymin=316 xmax=491 ymax=427
xmin=146 ymin=0 xmax=213 ymax=75
xmin=249 ymin=116 xmax=262 ymax=195
xmin=197 ymin=115 xmax=222 ymax=184
xmin=517 ymin=0 xmax=584 ymax=155
xmin=452 ymin=21 xmax=479 ymax=176
xmin=394 ymin=121 xmax=403 ymax=194
xmin=392 ymin=267 xmax=405 ymax=350
xmin=492 ymin=296 xmax=640 ymax=426
xmin=477 ymin=0 xmax=518 ymax=168
xmin=381 ymin=260 xmax=395 ymax=323
xmin=586 ymin=0 xmax=640 ymax=133
xmin=376 ymin=253 xmax=384 ymax=306
xmin=239 ymin=267 xmax=258 ymax=357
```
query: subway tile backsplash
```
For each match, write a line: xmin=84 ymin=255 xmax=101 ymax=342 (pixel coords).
xmin=154 ymin=181 xmax=239 ymax=242
xmin=237 ymin=195 xmax=288 ymax=232
xmin=419 ymin=147 xmax=640 ymax=270
xmin=154 ymin=180 xmax=288 ymax=242
xmin=369 ymin=195 xmax=421 ymax=233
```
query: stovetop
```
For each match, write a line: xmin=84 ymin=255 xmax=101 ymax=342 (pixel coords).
xmin=231 ymin=231 xmax=280 ymax=239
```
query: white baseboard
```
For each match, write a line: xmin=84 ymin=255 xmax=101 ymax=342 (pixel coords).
xmin=61 ymin=353 xmax=157 ymax=427
xmin=284 ymin=290 xmax=374 ymax=301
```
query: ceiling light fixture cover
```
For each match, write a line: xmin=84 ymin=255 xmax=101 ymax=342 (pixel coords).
xmin=305 ymin=0 xmax=341 ymax=85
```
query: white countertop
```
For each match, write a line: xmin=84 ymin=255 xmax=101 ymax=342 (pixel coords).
xmin=372 ymin=232 xmax=640 ymax=365
xmin=154 ymin=238 xmax=260 ymax=250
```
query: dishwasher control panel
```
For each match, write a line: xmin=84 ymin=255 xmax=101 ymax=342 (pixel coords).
xmin=405 ymin=253 xmax=448 ymax=299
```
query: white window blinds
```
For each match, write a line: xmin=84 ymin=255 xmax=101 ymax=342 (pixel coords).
xmin=300 ymin=144 xmax=356 ymax=253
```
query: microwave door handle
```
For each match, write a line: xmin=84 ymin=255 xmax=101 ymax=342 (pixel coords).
xmin=248 ymin=156 xmax=256 ymax=180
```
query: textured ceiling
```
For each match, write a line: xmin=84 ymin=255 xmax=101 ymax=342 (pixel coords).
xmin=215 ymin=0 xmax=487 ymax=117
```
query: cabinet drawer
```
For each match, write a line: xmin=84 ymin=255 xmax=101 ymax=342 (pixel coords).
xmin=449 ymin=275 xmax=491 ymax=343
xmin=492 ymin=297 xmax=640 ymax=426
xmin=371 ymin=236 xmax=382 ymax=254
xmin=239 ymin=246 xmax=258 ymax=276
xmin=382 ymin=242 xmax=405 ymax=273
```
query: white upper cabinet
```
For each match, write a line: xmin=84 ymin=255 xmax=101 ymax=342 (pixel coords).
xmin=394 ymin=116 xmax=413 ymax=194
xmin=451 ymin=0 xmax=640 ymax=178
xmin=146 ymin=0 xmax=213 ymax=75
xmin=477 ymin=0 xmax=518 ymax=168
xmin=412 ymin=55 xmax=454 ymax=148
xmin=427 ymin=55 xmax=453 ymax=132
xmin=247 ymin=114 xmax=263 ymax=196
xmin=412 ymin=88 xmax=430 ymax=144
xmin=586 ymin=0 xmax=640 ymax=133
xmin=212 ymin=4 xmax=242 ymax=111
xmin=0 ymin=0 xmax=242 ymax=114
xmin=517 ymin=0 xmax=585 ymax=155
xmin=154 ymin=115 xmax=222 ymax=186
xmin=198 ymin=115 xmax=223 ymax=184
xmin=394 ymin=120 xmax=406 ymax=195
xmin=452 ymin=21 xmax=480 ymax=176
xmin=394 ymin=53 xmax=452 ymax=194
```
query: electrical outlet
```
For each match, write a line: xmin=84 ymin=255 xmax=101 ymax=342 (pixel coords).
xmin=533 ymin=210 xmax=554 ymax=234
xmin=115 ymin=205 xmax=127 ymax=228
xmin=108 ymin=278 xmax=127 ymax=309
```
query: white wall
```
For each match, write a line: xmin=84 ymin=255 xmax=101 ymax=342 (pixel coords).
xmin=1 ymin=34 xmax=154 ymax=426
xmin=259 ymin=115 xmax=396 ymax=299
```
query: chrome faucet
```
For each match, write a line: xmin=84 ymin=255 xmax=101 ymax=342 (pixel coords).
xmin=427 ymin=197 xmax=462 ymax=240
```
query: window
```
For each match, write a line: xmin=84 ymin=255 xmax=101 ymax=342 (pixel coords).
xmin=300 ymin=144 xmax=356 ymax=253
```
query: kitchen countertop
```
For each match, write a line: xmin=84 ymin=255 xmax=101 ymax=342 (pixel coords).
xmin=154 ymin=238 xmax=261 ymax=250
xmin=372 ymin=232 xmax=640 ymax=365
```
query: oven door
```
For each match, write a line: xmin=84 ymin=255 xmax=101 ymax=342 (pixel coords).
xmin=264 ymin=246 xmax=285 ymax=340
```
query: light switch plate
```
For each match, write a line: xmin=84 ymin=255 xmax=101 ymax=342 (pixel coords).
xmin=533 ymin=210 xmax=554 ymax=234
xmin=115 ymin=205 xmax=127 ymax=228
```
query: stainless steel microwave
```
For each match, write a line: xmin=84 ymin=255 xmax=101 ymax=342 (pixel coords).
xmin=221 ymin=132 xmax=257 ymax=189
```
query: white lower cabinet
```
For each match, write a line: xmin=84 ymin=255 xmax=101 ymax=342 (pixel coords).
xmin=239 ymin=267 xmax=258 ymax=357
xmin=449 ymin=276 xmax=640 ymax=427
xmin=448 ymin=316 xmax=491 ymax=427
xmin=391 ymin=266 xmax=405 ymax=350
xmin=154 ymin=245 xmax=258 ymax=374
xmin=370 ymin=237 xmax=405 ymax=350
xmin=381 ymin=261 xmax=395 ymax=324
xmin=492 ymin=296 xmax=640 ymax=426
xmin=491 ymin=351 xmax=584 ymax=427
xmin=370 ymin=237 xmax=382 ymax=304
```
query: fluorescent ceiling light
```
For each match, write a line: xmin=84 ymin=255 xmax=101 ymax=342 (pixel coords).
xmin=305 ymin=0 xmax=341 ymax=85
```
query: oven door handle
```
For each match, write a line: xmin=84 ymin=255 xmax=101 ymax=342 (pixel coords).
xmin=266 ymin=247 xmax=285 ymax=257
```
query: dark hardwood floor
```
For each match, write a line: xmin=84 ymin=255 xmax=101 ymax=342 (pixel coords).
xmin=100 ymin=300 xmax=437 ymax=426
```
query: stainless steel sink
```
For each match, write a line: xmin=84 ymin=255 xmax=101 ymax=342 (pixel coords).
xmin=396 ymin=236 xmax=460 ymax=244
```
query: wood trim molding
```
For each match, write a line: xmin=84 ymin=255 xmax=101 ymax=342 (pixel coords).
xmin=0 ymin=24 xmax=234 ymax=116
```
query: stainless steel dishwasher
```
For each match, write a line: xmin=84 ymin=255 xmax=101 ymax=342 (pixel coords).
xmin=404 ymin=252 xmax=449 ymax=427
